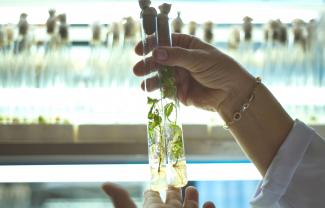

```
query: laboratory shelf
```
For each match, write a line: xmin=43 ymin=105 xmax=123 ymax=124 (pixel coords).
xmin=0 ymin=124 xmax=324 ymax=165
xmin=0 ymin=124 xmax=242 ymax=165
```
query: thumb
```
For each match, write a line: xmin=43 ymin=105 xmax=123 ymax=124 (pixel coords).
xmin=153 ymin=47 xmax=207 ymax=72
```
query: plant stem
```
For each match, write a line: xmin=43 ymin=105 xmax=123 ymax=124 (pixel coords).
xmin=173 ymin=157 xmax=179 ymax=167
xmin=158 ymin=121 xmax=164 ymax=173
xmin=158 ymin=156 xmax=161 ymax=173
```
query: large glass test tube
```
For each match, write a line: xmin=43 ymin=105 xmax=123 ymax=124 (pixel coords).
xmin=140 ymin=13 xmax=168 ymax=191
xmin=157 ymin=3 xmax=187 ymax=188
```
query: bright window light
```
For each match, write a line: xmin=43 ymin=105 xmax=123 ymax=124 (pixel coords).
xmin=0 ymin=163 xmax=261 ymax=183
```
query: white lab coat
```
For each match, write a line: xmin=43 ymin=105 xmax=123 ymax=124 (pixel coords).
xmin=250 ymin=120 xmax=325 ymax=208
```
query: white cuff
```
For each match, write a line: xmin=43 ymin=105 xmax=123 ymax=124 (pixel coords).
xmin=250 ymin=119 xmax=314 ymax=208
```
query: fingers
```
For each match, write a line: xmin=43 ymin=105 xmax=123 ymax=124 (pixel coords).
xmin=143 ymin=190 xmax=163 ymax=208
xmin=183 ymin=186 xmax=216 ymax=208
xmin=135 ymin=34 xmax=157 ymax=56
xmin=183 ymin=186 xmax=199 ymax=208
xmin=184 ymin=186 xmax=198 ymax=202
xmin=135 ymin=33 xmax=209 ymax=56
xmin=141 ymin=75 xmax=160 ymax=92
xmin=133 ymin=56 xmax=157 ymax=77
xmin=152 ymin=47 xmax=209 ymax=73
xmin=203 ymin=201 xmax=216 ymax=208
xmin=102 ymin=182 xmax=137 ymax=208
xmin=165 ymin=186 xmax=182 ymax=207
xmin=143 ymin=187 xmax=214 ymax=208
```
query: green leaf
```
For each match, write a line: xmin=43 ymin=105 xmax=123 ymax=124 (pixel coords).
xmin=147 ymin=97 xmax=158 ymax=120
xmin=170 ymin=123 xmax=181 ymax=134
xmin=168 ymin=123 xmax=184 ymax=161
xmin=153 ymin=112 xmax=162 ymax=125
xmin=148 ymin=122 xmax=155 ymax=144
xmin=171 ymin=135 xmax=184 ymax=160
xmin=164 ymin=103 xmax=174 ymax=119
xmin=160 ymin=67 xmax=174 ymax=79
xmin=159 ymin=68 xmax=177 ymax=98
xmin=147 ymin=97 xmax=158 ymax=105
xmin=149 ymin=120 xmax=159 ymax=130
xmin=148 ymin=109 xmax=154 ymax=119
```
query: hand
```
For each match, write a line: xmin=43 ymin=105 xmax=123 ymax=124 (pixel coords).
xmin=144 ymin=186 xmax=215 ymax=208
xmin=134 ymin=34 xmax=294 ymax=177
xmin=133 ymin=33 xmax=255 ymax=113
xmin=102 ymin=182 xmax=215 ymax=208
xmin=102 ymin=182 xmax=137 ymax=208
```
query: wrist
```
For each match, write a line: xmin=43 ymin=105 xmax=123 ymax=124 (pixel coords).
xmin=217 ymin=73 xmax=256 ymax=123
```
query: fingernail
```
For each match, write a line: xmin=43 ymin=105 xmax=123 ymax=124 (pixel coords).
xmin=155 ymin=48 xmax=168 ymax=61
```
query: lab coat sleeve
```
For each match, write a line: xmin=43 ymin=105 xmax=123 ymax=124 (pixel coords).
xmin=250 ymin=119 xmax=325 ymax=208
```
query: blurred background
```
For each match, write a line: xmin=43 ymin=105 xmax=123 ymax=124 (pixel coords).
xmin=0 ymin=0 xmax=325 ymax=207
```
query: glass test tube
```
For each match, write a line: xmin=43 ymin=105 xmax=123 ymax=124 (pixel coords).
xmin=140 ymin=15 xmax=168 ymax=191
xmin=157 ymin=3 xmax=188 ymax=188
